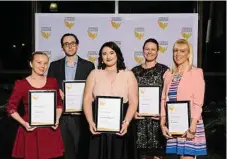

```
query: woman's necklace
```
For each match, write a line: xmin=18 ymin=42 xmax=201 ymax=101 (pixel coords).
xmin=173 ymin=70 xmax=184 ymax=82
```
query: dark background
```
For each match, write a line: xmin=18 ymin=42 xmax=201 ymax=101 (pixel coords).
xmin=0 ymin=1 xmax=226 ymax=159
xmin=0 ymin=1 xmax=226 ymax=73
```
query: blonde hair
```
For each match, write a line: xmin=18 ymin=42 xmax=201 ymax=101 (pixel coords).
xmin=171 ymin=39 xmax=193 ymax=73
xmin=30 ymin=51 xmax=49 ymax=62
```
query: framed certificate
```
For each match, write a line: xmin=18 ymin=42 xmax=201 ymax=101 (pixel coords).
xmin=138 ymin=86 xmax=160 ymax=116
xmin=28 ymin=90 xmax=56 ymax=127
xmin=166 ymin=101 xmax=191 ymax=135
xmin=63 ymin=80 xmax=86 ymax=114
xmin=94 ymin=96 xmax=123 ymax=133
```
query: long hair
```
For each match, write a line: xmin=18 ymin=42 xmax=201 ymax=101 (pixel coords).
xmin=171 ymin=39 xmax=193 ymax=73
xmin=97 ymin=42 xmax=126 ymax=72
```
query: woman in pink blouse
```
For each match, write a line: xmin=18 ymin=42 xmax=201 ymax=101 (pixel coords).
xmin=160 ymin=39 xmax=207 ymax=158
xmin=83 ymin=41 xmax=138 ymax=159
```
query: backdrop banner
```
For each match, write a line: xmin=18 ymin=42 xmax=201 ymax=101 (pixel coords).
xmin=35 ymin=13 xmax=198 ymax=69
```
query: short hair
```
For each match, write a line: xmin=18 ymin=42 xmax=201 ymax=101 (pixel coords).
xmin=97 ymin=41 xmax=126 ymax=73
xmin=60 ymin=33 xmax=79 ymax=48
xmin=142 ymin=38 xmax=159 ymax=51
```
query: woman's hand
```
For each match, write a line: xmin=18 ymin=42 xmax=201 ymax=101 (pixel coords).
xmin=182 ymin=129 xmax=196 ymax=140
xmin=161 ymin=125 xmax=173 ymax=139
xmin=151 ymin=115 xmax=160 ymax=120
xmin=23 ymin=122 xmax=36 ymax=131
xmin=89 ymin=121 xmax=100 ymax=135
xmin=116 ymin=121 xmax=129 ymax=136
xmin=52 ymin=119 xmax=59 ymax=130
xmin=134 ymin=112 xmax=145 ymax=119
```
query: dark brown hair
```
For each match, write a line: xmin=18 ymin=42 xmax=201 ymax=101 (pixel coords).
xmin=97 ymin=41 xmax=126 ymax=73
xmin=142 ymin=38 xmax=159 ymax=51
xmin=60 ymin=33 xmax=79 ymax=48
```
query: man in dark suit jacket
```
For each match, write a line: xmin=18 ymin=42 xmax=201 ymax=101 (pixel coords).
xmin=48 ymin=33 xmax=95 ymax=159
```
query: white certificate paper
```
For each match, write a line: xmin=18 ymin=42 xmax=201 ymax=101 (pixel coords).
xmin=167 ymin=102 xmax=190 ymax=135
xmin=64 ymin=81 xmax=85 ymax=113
xmin=96 ymin=97 xmax=122 ymax=132
xmin=30 ymin=91 xmax=56 ymax=126
xmin=139 ymin=86 xmax=160 ymax=116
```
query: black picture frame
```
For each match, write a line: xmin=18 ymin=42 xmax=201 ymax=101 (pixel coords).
xmin=94 ymin=96 xmax=123 ymax=133
xmin=166 ymin=100 xmax=191 ymax=136
xmin=28 ymin=90 xmax=56 ymax=127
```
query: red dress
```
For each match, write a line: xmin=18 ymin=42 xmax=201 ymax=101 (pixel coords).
xmin=7 ymin=77 xmax=64 ymax=159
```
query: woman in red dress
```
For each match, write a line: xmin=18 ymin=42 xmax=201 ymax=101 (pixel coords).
xmin=7 ymin=52 xmax=64 ymax=159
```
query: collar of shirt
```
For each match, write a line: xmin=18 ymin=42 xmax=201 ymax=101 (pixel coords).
xmin=65 ymin=55 xmax=78 ymax=68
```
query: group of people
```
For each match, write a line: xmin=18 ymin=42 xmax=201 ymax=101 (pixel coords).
xmin=7 ymin=33 xmax=207 ymax=159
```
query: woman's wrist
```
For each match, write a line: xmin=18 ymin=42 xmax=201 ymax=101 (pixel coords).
xmin=88 ymin=119 xmax=94 ymax=125
xmin=188 ymin=129 xmax=196 ymax=135
xmin=21 ymin=120 xmax=26 ymax=127
xmin=160 ymin=125 xmax=166 ymax=130
xmin=56 ymin=115 xmax=61 ymax=121
xmin=160 ymin=122 xmax=166 ymax=127
xmin=122 ymin=119 xmax=130 ymax=125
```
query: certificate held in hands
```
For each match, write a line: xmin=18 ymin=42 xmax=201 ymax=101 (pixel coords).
xmin=94 ymin=96 xmax=123 ymax=133
xmin=138 ymin=86 xmax=160 ymax=116
xmin=166 ymin=101 xmax=190 ymax=135
xmin=28 ymin=90 xmax=56 ymax=127
xmin=63 ymin=80 xmax=85 ymax=113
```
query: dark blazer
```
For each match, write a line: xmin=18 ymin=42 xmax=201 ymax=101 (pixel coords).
xmin=47 ymin=56 xmax=95 ymax=159
xmin=47 ymin=56 xmax=95 ymax=90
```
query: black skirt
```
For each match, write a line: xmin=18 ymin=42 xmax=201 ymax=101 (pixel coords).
xmin=88 ymin=102 xmax=133 ymax=159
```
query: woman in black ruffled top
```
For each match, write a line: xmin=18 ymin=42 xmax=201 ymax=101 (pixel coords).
xmin=131 ymin=38 xmax=169 ymax=159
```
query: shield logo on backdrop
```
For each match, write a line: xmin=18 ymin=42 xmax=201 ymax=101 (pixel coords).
xmin=134 ymin=27 xmax=144 ymax=40
xmin=111 ymin=17 xmax=122 ymax=29
xmin=64 ymin=17 xmax=75 ymax=29
xmin=134 ymin=51 xmax=144 ymax=64
xmin=87 ymin=27 xmax=98 ymax=40
xmin=181 ymin=27 xmax=192 ymax=40
xmin=158 ymin=17 xmax=168 ymax=30
xmin=41 ymin=27 xmax=51 ymax=39
xmin=87 ymin=51 xmax=98 ymax=63
xmin=158 ymin=41 xmax=168 ymax=53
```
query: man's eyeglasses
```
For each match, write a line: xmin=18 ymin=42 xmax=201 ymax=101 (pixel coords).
xmin=63 ymin=41 xmax=77 ymax=48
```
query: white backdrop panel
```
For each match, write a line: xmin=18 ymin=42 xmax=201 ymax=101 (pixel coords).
xmin=35 ymin=13 xmax=198 ymax=69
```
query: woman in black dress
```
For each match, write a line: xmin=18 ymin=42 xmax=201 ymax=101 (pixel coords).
xmin=131 ymin=38 xmax=169 ymax=159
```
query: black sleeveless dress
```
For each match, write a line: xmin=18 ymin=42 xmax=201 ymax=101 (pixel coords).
xmin=131 ymin=63 xmax=169 ymax=158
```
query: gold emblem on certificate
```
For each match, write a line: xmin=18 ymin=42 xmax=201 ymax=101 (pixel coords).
xmin=166 ymin=101 xmax=190 ymax=135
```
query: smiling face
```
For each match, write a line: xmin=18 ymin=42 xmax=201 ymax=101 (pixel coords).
xmin=143 ymin=42 xmax=158 ymax=62
xmin=101 ymin=46 xmax=118 ymax=68
xmin=173 ymin=43 xmax=190 ymax=66
xmin=30 ymin=54 xmax=49 ymax=75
